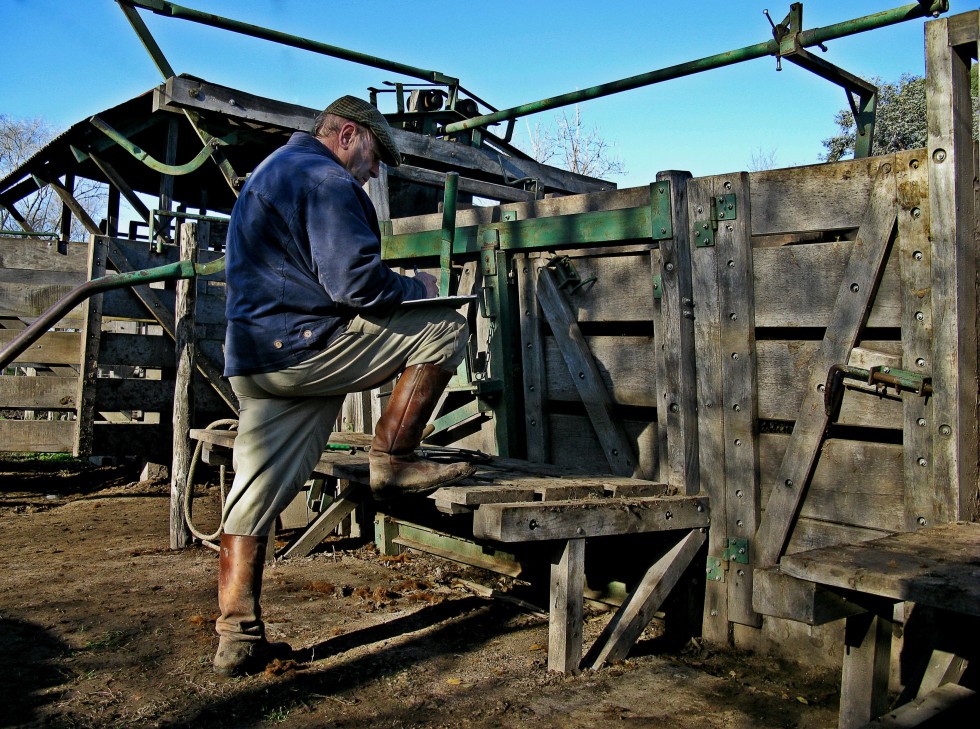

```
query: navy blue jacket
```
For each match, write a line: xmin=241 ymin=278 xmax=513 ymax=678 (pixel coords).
xmin=223 ymin=132 xmax=425 ymax=376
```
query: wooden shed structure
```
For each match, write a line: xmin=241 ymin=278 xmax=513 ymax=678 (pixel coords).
xmin=1 ymin=5 xmax=977 ymax=727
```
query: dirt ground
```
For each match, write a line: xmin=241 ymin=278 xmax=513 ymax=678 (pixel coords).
xmin=0 ymin=457 xmax=841 ymax=729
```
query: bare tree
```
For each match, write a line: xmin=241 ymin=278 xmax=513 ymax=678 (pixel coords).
xmin=0 ymin=113 xmax=106 ymax=240
xmin=747 ymin=146 xmax=780 ymax=172
xmin=522 ymin=106 xmax=626 ymax=179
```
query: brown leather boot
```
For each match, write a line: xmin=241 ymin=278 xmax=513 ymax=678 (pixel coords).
xmin=213 ymin=533 xmax=291 ymax=677
xmin=369 ymin=363 xmax=475 ymax=499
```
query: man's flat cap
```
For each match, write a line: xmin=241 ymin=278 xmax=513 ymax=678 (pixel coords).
xmin=324 ymin=95 xmax=401 ymax=167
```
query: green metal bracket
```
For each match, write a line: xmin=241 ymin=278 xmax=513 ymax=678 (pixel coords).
xmin=544 ymin=255 xmax=595 ymax=295
xmin=480 ymin=228 xmax=499 ymax=276
xmin=706 ymin=555 xmax=725 ymax=583
xmin=652 ymin=274 xmax=663 ymax=300
xmin=650 ymin=181 xmax=672 ymax=240
xmin=428 ymin=399 xmax=484 ymax=438
xmin=723 ymin=537 xmax=749 ymax=565
xmin=440 ymin=172 xmax=459 ymax=296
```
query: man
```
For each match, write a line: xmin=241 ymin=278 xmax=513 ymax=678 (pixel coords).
xmin=214 ymin=95 xmax=475 ymax=677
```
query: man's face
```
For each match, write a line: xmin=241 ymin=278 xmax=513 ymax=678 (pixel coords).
xmin=345 ymin=126 xmax=382 ymax=186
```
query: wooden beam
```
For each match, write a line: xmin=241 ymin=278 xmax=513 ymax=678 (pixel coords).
xmin=536 ymin=265 xmax=637 ymax=476
xmin=752 ymin=566 xmax=865 ymax=626
xmin=517 ymin=253 xmax=549 ymax=462
xmin=73 ymin=235 xmax=107 ymax=457
xmin=35 ymin=175 xmax=100 ymax=237
xmin=839 ymin=612 xmax=893 ymax=729
xmin=583 ymin=528 xmax=705 ymax=669
xmin=170 ymin=222 xmax=197 ymax=549
xmin=753 ymin=159 xmax=897 ymax=569
xmin=652 ymin=171 xmax=698 ymax=494
xmin=389 ymin=165 xmax=536 ymax=203
xmin=279 ymin=483 xmax=360 ymax=558
xmin=472 ymin=495 xmax=709 ymax=542
xmin=860 ymin=683 xmax=977 ymax=729
xmin=549 ymin=538 xmax=585 ymax=673
xmin=925 ymin=15 xmax=979 ymax=524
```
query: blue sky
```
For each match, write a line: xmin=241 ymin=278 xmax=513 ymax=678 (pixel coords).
xmin=1 ymin=1 xmax=974 ymax=187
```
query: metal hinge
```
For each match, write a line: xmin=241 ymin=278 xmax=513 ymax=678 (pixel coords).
xmin=706 ymin=555 xmax=725 ymax=583
xmin=722 ymin=537 xmax=749 ymax=565
xmin=694 ymin=193 xmax=737 ymax=248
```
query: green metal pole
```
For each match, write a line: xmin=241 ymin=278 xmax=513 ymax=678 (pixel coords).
xmin=443 ymin=1 xmax=946 ymax=134
xmin=0 ymin=257 xmax=225 ymax=371
xmin=120 ymin=0 xmax=458 ymax=86
xmin=439 ymin=172 xmax=459 ymax=297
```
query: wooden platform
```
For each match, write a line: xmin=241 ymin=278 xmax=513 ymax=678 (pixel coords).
xmin=189 ymin=427 xmax=710 ymax=672
xmin=776 ymin=522 xmax=980 ymax=729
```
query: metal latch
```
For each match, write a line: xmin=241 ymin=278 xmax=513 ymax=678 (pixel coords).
xmin=544 ymin=255 xmax=596 ymax=295
xmin=824 ymin=364 xmax=933 ymax=418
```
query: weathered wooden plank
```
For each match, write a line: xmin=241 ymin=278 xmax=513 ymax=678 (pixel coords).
xmin=757 ymin=340 xmax=904 ymax=428
xmin=549 ymin=538 xmax=585 ymax=674
xmin=74 ymin=236 xmax=108 ymax=457
xmin=754 ymin=159 xmax=897 ymax=570
xmin=895 ymin=149 xmax=936 ymax=532
xmin=779 ymin=522 xmax=980 ymax=618
xmin=786 ymin=519 xmax=893 ymax=555
xmin=759 ymin=434 xmax=905 ymax=533
xmin=653 ymin=171 xmax=699 ymax=495
xmin=280 ymin=484 xmax=360 ymax=559
xmin=517 ymin=253 xmax=549 ymax=461
xmin=0 ymin=237 xmax=88 ymax=271
xmin=0 ymin=419 xmax=74 ymax=452
xmin=547 ymin=414 xmax=658 ymax=481
xmin=0 ymin=375 xmax=76 ymax=409
xmin=537 ymin=266 xmax=637 ymax=477
xmin=98 ymin=331 xmax=174 ymax=368
xmin=472 ymin=495 xmax=709 ymax=542
xmin=865 ymin=683 xmax=978 ymax=729
xmin=687 ymin=175 xmax=729 ymax=642
xmin=0 ymin=272 xmax=86 ymax=322
xmin=389 ymin=164 xmax=536 ymax=203
xmin=713 ymin=172 xmax=761 ymax=628
xmin=0 ymin=330 xmax=80 ymax=366
xmin=925 ymin=16 xmax=979 ymax=524
xmin=839 ymin=612 xmax=893 ymax=729
xmin=752 ymin=566 xmax=865 ymax=626
xmin=171 ymin=222 xmax=197 ymax=548
xmin=544 ymin=335 xmax=657 ymax=407
xmin=748 ymin=156 xmax=882 ymax=235
xmin=583 ymin=529 xmax=706 ymax=669
xmin=752 ymin=240 xmax=902 ymax=328
xmin=94 ymin=378 xmax=226 ymax=413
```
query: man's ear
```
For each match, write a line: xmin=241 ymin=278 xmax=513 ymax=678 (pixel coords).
xmin=338 ymin=121 xmax=359 ymax=150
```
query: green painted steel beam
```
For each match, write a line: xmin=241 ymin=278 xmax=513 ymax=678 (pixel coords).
xmin=439 ymin=172 xmax=459 ymax=296
xmin=382 ymin=204 xmax=670 ymax=262
xmin=443 ymin=2 xmax=947 ymax=134
xmin=120 ymin=0 xmax=458 ymax=86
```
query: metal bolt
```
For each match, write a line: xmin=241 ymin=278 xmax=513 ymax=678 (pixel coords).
xmin=696 ymin=503 xmax=704 ymax=512
xmin=730 ymin=313 xmax=738 ymax=321
xmin=933 ymin=148 xmax=946 ymax=163
xmin=911 ymin=207 xmax=921 ymax=219
xmin=669 ymin=403 xmax=679 ymax=413
xmin=785 ymin=479 xmax=794 ymax=488
xmin=697 ymin=207 xmax=704 ymax=214
xmin=724 ymin=181 xmax=733 ymax=190
xmin=736 ymin=520 xmax=743 ymax=528
xmin=659 ymin=185 xmax=666 ymax=194
xmin=229 ymin=98 xmax=237 ymax=106
xmin=579 ymin=372 xmax=585 ymax=379
xmin=915 ymin=311 xmax=924 ymax=321
xmin=913 ymin=250 xmax=923 ymax=261
xmin=916 ymin=358 xmax=926 ymax=368
xmin=850 ymin=283 xmax=860 ymax=293
xmin=611 ymin=448 xmax=619 ymax=456
xmin=731 ymin=352 xmax=739 ymax=360
xmin=530 ymin=418 xmax=536 ymax=426
xmin=817 ymin=383 xmax=825 ymax=392
xmin=702 ymin=223 xmax=709 ymax=230
xmin=728 ymin=260 xmax=735 ymax=268
xmin=917 ymin=457 xmax=928 ymax=467
xmin=917 ymin=516 xmax=927 ymax=526
xmin=910 ymin=159 xmax=920 ymax=169
xmin=734 ymin=439 xmax=742 ymax=447
xmin=737 ymin=569 xmax=745 ymax=577
xmin=661 ymin=227 xmax=668 ymax=234
xmin=665 ymin=511 xmax=672 ymax=520
xmin=736 ymin=489 xmax=743 ymax=498
xmin=917 ymin=417 xmax=926 ymax=427
xmin=939 ymin=424 xmax=952 ymax=436
xmin=733 ymin=404 xmax=741 ymax=412
xmin=710 ymin=609 xmax=719 ymax=617
xmin=576 ymin=527 xmax=585 ymax=535
xmin=665 ymin=263 xmax=675 ymax=272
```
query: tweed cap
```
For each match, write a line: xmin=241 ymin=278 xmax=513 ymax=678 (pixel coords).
xmin=323 ymin=95 xmax=401 ymax=167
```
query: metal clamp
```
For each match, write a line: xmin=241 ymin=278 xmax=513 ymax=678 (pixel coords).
xmin=543 ymin=255 xmax=596 ymax=295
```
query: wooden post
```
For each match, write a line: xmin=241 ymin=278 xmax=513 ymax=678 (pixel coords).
xmin=687 ymin=176 xmax=729 ymax=643
xmin=517 ymin=252 xmax=549 ymax=462
xmin=839 ymin=611 xmax=893 ymax=729
xmin=73 ymin=235 xmax=108 ymax=457
xmin=170 ymin=222 xmax=199 ymax=549
xmin=549 ymin=538 xmax=584 ymax=673
xmin=925 ymin=14 xmax=979 ymax=524
xmin=896 ymin=149 xmax=935 ymax=531
xmin=652 ymin=171 xmax=699 ymax=494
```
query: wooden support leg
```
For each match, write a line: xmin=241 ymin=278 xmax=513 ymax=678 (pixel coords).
xmin=549 ymin=538 xmax=585 ymax=674
xmin=583 ymin=529 xmax=706 ymax=669
xmin=839 ymin=611 xmax=893 ymax=729
xmin=278 ymin=482 xmax=360 ymax=559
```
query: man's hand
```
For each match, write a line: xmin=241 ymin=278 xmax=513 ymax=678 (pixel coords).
xmin=412 ymin=270 xmax=440 ymax=299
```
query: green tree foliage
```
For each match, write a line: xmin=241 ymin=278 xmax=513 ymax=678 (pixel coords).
xmin=822 ymin=69 xmax=979 ymax=162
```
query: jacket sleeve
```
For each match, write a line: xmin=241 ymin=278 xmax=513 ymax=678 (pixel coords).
xmin=302 ymin=175 xmax=426 ymax=309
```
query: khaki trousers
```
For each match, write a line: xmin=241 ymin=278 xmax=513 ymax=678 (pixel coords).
xmin=222 ymin=306 xmax=467 ymax=536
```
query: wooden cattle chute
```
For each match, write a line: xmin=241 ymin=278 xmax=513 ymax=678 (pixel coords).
xmin=0 ymin=2 xmax=976 ymax=713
